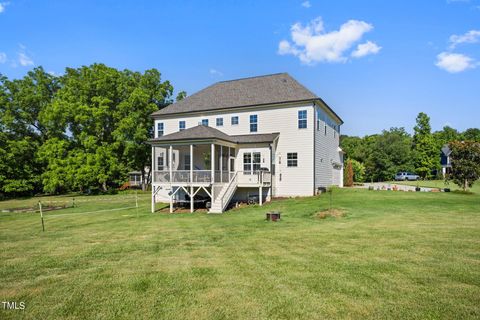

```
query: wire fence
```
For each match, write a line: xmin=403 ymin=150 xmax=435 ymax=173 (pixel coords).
xmin=32 ymin=192 xmax=150 ymax=232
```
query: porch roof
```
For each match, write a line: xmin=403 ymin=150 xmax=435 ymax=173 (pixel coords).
xmin=148 ymin=125 xmax=279 ymax=145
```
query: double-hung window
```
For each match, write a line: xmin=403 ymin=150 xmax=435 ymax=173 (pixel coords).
xmin=249 ymin=114 xmax=258 ymax=132
xmin=157 ymin=152 xmax=165 ymax=170
xmin=231 ymin=116 xmax=239 ymax=125
xmin=287 ymin=153 xmax=298 ymax=167
xmin=179 ymin=121 xmax=186 ymax=131
xmin=216 ymin=117 xmax=223 ymax=126
xmin=243 ymin=152 xmax=261 ymax=174
xmin=298 ymin=110 xmax=307 ymax=129
xmin=201 ymin=119 xmax=209 ymax=126
xmin=157 ymin=123 xmax=164 ymax=137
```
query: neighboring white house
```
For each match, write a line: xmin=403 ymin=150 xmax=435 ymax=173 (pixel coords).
xmin=149 ymin=73 xmax=344 ymax=213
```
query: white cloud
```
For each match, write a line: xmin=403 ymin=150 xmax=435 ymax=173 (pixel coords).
xmin=209 ymin=68 xmax=223 ymax=76
xmin=351 ymin=41 xmax=382 ymax=58
xmin=278 ymin=17 xmax=378 ymax=64
xmin=0 ymin=52 xmax=6 ymax=63
xmin=18 ymin=52 xmax=34 ymax=66
xmin=435 ymin=52 xmax=477 ymax=73
xmin=0 ymin=2 xmax=9 ymax=13
xmin=301 ymin=1 xmax=311 ymax=8
xmin=449 ymin=30 xmax=480 ymax=49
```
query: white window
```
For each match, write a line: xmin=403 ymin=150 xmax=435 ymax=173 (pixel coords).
xmin=250 ymin=114 xmax=258 ymax=132
xmin=298 ymin=110 xmax=307 ymax=129
xmin=287 ymin=153 xmax=298 ymax=167
xmin=243 ymin=152 xmax=261 ymax=174
xmin=231 ymin=116 xmax=239 ymax=125
xmin=179 ymin=121 xmax=185 ymax=131
xmin=201 ymin=119 xmax=209 ymax=126
xmin=157 ymin=153 xmax=165 ymax=170
xmin=157 ymin=123 xmax=164 ymax=137
xmin=216 ymin=117 xmax=223 ymax=126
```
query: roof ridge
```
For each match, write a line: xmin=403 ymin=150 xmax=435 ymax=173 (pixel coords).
xmin=216 ymin=72 xmax=288 ymax=84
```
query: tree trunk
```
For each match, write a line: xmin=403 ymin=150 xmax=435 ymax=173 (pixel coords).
xmin=102 ymin=181 xmax=107 ymax=192
xmin=464 ymin=179 xmax=468 ymax=192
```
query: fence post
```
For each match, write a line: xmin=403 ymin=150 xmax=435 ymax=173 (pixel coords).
xmin=39 ymin=201 xmax=45 ymax=232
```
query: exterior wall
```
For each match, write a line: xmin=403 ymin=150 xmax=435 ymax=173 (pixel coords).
xmin=314 ymin=104 xmax=343 ymax=189
xmin=154 ymin=104 xmax=316 ymax=197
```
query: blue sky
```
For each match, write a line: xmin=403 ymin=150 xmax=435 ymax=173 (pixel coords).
xmin=0 ymin=0 xmax=479 ymax=136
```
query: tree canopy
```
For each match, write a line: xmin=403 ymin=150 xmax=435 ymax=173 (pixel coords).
xmin=341 ymin=112 xmax=479 ymax=183
xmin=0 ymin=64 xmax=174 ymax=197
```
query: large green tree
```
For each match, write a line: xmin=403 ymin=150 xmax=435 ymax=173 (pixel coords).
xmin=412 ymin=112 xmax=438 ymax=179
xmin=462 ymin=128 xmax=480 ymax=142
xmin=447 ymin=141 xmax=480 ymax=191
xmin=0 ymin=68 xmax=59 ymax=196
xmin=39 ymin=64 xmax=173 ymax=193
xmin=433 ymin=126 xmax=460 ymax=150
xmin=365 ymin=128 xmax=414 ymax=182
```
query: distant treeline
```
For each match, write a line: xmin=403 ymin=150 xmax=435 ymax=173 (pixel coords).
xmin=341 ymin=112 xmax=480 ymax=182
xmin=0 ymin=64 xmax=185 ymax=198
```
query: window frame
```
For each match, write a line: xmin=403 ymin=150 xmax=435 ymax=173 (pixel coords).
xmin=157 ymin=122 xmax=164 ymax=137
xmin=298 ymin=110 xmax=307 ymax=129
xmin=243 ymin=151 xmax=261 ymax=174
xmin=157 ymin=152 xmax=165 ymax=170
xmin=216 ymin=117 xmax=223 ymax=127
xmin=201 ymin=119 xmax=209 ymax=126
xmin=249 ymin=114 xmax=258 ymax=132
xmin=179 ymin=120 xmax=186 ymax=131
xmin=231 ymin=116 xmax=239 ymax=125
xmin=287 ymin=153 xmax=298 ymax=167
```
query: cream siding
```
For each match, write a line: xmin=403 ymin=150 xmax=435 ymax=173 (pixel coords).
xmin=154 ymin=104 xmax=315 ymax=197
xmin=314 ymin=104 xmax=343 ymax=189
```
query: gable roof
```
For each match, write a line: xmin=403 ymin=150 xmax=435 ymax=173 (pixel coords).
xmin=441 ymin=144 xmax=451 ymax=156
xmin=152 ymin=73 xmax=341 ymax=121
xmin=148 ymin=125 xmax=279 ymax=145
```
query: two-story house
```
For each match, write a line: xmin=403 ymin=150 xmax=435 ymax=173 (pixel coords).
xmin=149 ymin=73 xmax=344 ymax=213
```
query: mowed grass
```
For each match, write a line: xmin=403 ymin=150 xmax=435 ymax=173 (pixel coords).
xmin=1 ymin=188 xmax=479 ymax=319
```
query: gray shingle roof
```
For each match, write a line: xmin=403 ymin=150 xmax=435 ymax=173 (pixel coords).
xmin=152 ymin=73 xmax=319 ymax=117
xmin=148 ymin=125 xmax=278 ymax=144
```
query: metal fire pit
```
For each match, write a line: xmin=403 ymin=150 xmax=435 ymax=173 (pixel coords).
xmin=266 ymin=211 xmax=281 ymax=222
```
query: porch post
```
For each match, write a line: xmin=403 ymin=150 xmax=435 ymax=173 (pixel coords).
xmin=190 ymin=144 xmax=194 ymax=213
xmin=190 ymin=144 xmax=193 ymax=183
xmin=259 ymin=186 xmax=263 ymax=206
xmin=211 ymin=143 xmax=215 ymax=200
xmin=220 ymin=145 xmax=223 ymax=183
xmin=169 ymin=145 xmax=173 ymax=213
xmin=152 ymin=186 xmax=155 ymax=213
xmin=151 ymin=145 xmax=155 ymax=213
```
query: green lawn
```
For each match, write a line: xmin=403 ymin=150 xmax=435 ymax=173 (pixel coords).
xmin=1 ymin=188 xmax=479 ymax=319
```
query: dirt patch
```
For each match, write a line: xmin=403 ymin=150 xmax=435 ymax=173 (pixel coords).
xmin=158 ymin=207 xmax=208 ymax=214
xmin=315 ymin=209 xmax=346 ymax=219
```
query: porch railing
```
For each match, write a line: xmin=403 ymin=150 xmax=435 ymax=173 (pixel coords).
xmin=237 ymin=171 xmax=271 ymax=186
xmin=153 ymin=170 xmax=272 ymax=185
